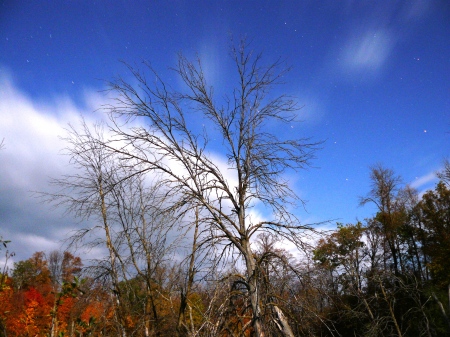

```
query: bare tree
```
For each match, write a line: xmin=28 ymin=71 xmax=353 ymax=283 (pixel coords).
xmin=437 ymin=158 xmax=450 ymax=186
xmin=101 ymin=40 xmax=320 ymax=336
xmin=176 ymin=206 xmax=201 ymax=337
xmin=45 ymin=120 xmax=132 ymax=337
xmin=107 ymin=171 xmax=183 ymax=337
xmin=45 ymin=119 xmax=193 ymax=336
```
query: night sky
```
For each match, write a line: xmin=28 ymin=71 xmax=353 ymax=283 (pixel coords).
xmin=0 ymin=1 xmax=449 ymax=264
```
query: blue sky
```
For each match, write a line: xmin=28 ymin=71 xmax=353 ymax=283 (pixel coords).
xmin=0 ymin=1 xmax=449 ymax=263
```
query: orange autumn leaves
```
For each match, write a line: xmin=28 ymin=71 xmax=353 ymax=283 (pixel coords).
xmin=0 ymin=251 xmax=103 ymax=337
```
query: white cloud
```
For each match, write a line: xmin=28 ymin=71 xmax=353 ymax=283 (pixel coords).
xmin=0 ymin=70 xmax=312 ymax=269
xmin=341 ymin=28 xmax=394 ymax=74
xmin=410 ymin=171 xmax=437 ymax=189
xmin=0 ymin=76 xmax=103 ymax=188
xmin=333 ymin=1 xmax=434 ymax=80
xmin=295 ymin=94 xmax=326 ymax=125
xmin=0 ymin=73 xmax=106 ymax=264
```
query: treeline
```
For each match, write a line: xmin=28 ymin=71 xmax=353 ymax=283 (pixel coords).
xmin=312 ymin=164 xmax=450 ymax=336
xmin=1 ymin=165 xmax=450 ymax=336
xmin=1 ymin=41 xmax=449 ymax=336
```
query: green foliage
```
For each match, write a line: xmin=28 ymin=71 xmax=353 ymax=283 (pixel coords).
xmin=313 ymin=222 xmax=365 ymax=270
xmin=12 ymin=252 xmax=51 ymax=290
xmin=12 ymin=259 xmax=38 ymax=290
xmin=311 ymin=174 xmax=450 ymax=336
xmin=420 ymin=181 xmax=450 ymax=289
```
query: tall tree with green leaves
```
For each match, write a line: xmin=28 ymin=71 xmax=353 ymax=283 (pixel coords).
xmin=360 ymin=164 xmax=404 ymax=277
xmin=420 ymin=181 xmax=450 ymax=290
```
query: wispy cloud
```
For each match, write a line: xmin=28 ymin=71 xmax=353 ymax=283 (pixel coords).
xmin=294 ymin=94 xmax=326 ymax=125
xmin=410 ymin=172 xmax=437 ymax=189
xmin=401 ymin=0 xmax=432 ymax=21
xmin=341 ymin=29 xmax=394 ymax=74
xmin=334 ymin=1 xmax=433 ymax=79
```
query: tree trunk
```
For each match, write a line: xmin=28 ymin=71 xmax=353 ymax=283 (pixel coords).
xmin=273 ymin=305 xmax=295 ymax=337
xmin=243 ymin=243 xmax=264 ymax=337
xmin=99 ymin=180 xmax=127 ymax=337
xmin=177 ymin=206 xmax=199 ymax=337
xmin=432 ymin=292 xmax=450 ymax=333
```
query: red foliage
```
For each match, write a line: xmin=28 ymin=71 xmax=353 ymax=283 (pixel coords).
xmin=6 ymin=287 xmax=51 ymax=337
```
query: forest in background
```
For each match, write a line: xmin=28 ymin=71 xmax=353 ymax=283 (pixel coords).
xmin=2 ymin=166 xmax=450 ymax=337
xmin=1 ymin=42 xmax=449 ymax=337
